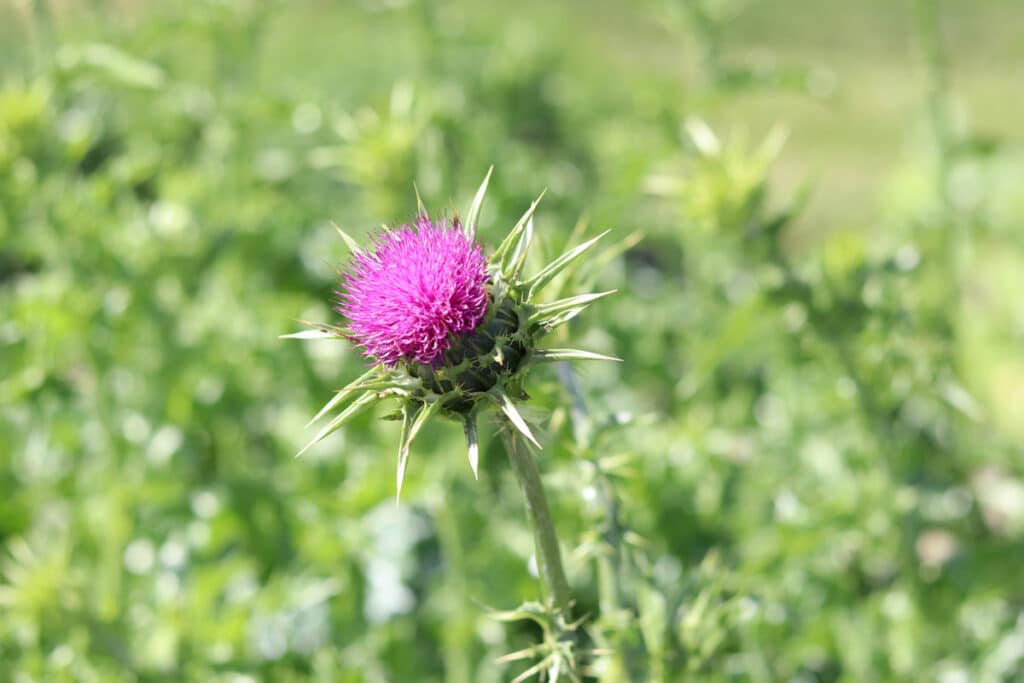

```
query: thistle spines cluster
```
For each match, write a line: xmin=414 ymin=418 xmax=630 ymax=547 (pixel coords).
xmin=284 ymin=169 xmax=619 ymax=499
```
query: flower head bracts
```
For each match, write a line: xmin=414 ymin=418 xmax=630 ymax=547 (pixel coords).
xmin=336 ymin=217 xmax=489 ymax=367
xmin=284 ymin=169 xmax=620 ymax=499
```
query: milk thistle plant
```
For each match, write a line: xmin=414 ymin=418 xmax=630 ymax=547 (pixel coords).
xmin=285 ymin=169 xmax=618 ymax=673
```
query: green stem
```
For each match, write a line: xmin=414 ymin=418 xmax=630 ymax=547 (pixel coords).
xmin=558 ymin=363 xmax=647 ymax=681
xmin=501 ymin=428 xmax=573 ymax=617
xmin=914 ymin=0 xmax=953 ymax=197
xmin=434 ymin=479 xmax=473 ymax=683
xmin=914 ymin=0 xmax=969 ymax=313
xmin=681 ymin=0 xmax=723 ymax=88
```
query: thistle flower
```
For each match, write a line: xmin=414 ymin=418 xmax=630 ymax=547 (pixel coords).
xmin=337 ymin=216 xmax=489 ymax=367
xmin=284 ymin=168 xmax=619 ymax=499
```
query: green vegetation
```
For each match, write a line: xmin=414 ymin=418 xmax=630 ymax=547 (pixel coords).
xmin=2 ymin=1 xmax=1023 ymax=680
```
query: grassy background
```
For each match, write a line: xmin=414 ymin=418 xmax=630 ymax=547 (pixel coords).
xmin=2 ymin=0 xmax=1024 ymax=681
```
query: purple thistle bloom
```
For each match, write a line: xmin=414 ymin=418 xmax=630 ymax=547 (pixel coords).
xmin=337 ymin=217 xmax=490 ymax=367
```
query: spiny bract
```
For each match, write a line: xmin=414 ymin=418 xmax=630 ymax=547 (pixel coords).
xmin=284 ymin=169 xmax=620 ymax=499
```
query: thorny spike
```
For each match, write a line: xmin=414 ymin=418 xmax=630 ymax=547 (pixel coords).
xmin=525 ymin=230 xmax=611 ymax=300
xmin=278 ymin=329 xmax=338 ymax=340
xmin=396 ymin=399 xmax=442 ymax=503
xmin=495 ymin=390 xmax=541 ymax=449
xmin=528 ymin=290 xmax=617 ymax=323
xmin=306 ymin=367 xmax=378 ymax=426
xmin=464 ymin=416 xmax=480 ymax=479
xmin=331 ymin=221 xmax=364 ymax=256
xmin=296 ymin=391 xmax=376 ymax=457
xmin=413 ymin=182 xmax=428 ymax=217
xmin=396 ymin=403 xmax=414 ymax=502
xmin=464 ymin=165 xmax=493 ymax=238
xmin=535 ymin=348 xmax=622 ymax=363
xmin=492 ymin=190 xmax=546 ymax=266
xmin=502 ymin=215 xmax=535 ymax=280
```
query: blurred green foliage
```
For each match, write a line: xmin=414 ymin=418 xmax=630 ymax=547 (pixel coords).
xmin=2 ymin=0 xmax=1024 ymax=681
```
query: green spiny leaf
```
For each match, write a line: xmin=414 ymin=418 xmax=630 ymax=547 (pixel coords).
xmin=535 ymin=348 xmax=622 ymax=363
xmin=491 ymin=191 xmax=546 ymax=267
xmin=528 ymin=290 xmax=616 ymax=323
xmin=496 ymin=645 xmax=548 ymax=663
xmin=494 ymin=390 xmax=541 ymax=449
xmin=490 ymin=601 xmax=551 ymax=626
xmin=534 ymin=307 xmax=587 ymax=333
xmin=464 ymin=416 xmax=480 ymax=480
xmin=396 ymin=403 xmax=413 ymax=502
xmin=464 ymin=165 xmax=493 ymax=238
xmin=549 ymin=655 xmax=562 ymax=683
xmin=502 ymin=215 xmax=534 ymax=280
xmin=346 ymin=374 xmax=422 ymax=397
xmin=307 ymin=367 xmax=378 ymax=426
xmin=396 ymin=399 xmax=443 ymax=502
xmin=297 ymin=391 xmax=377 ymax=457
xmin=511 ymin=654 xmax=557 ymax=683
xmin=525 ymin=230 xmax=610 ymax=300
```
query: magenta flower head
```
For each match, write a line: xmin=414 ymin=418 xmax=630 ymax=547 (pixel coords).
xmin=285 ymin=169 xmax=619 ymax=498
xmin=337 ymin=217 xmax=489 ymax=367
